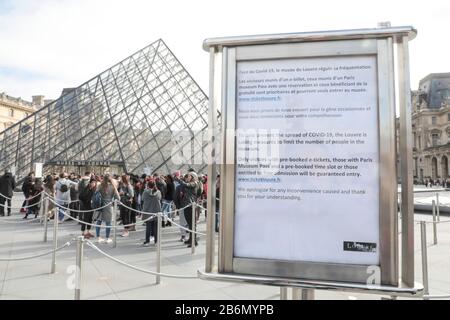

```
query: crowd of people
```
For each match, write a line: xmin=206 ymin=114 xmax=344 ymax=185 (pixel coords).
xmin=420 ymin=177 xmax=450 ymax=188
xmin=0 ymin=168 xmax=220 ymax=248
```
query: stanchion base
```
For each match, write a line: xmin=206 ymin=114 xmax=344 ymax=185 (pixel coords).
xmin=198 ymin=269 xmax=424 ymax=298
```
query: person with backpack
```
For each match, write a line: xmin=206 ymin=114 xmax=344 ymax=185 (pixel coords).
xmin=55 ymin=172 xmax=78 ymax=223
xmin=94 ymin=174 xmax=120 ymax=244
xmin=78 ymin=173 xmax=95 ymax=239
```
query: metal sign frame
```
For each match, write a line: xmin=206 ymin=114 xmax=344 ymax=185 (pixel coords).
xmin=202 ymin=26 xmax=417 ymax=291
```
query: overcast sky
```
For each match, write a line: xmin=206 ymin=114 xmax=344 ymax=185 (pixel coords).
xmin=0 ymin=0 xmax=448 ymax=101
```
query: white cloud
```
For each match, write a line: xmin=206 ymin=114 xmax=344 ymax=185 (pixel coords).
xmin=0 ymin=0 xmax=449 ymax=100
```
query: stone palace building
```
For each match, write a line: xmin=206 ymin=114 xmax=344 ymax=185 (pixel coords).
xmin=0 ymin=93 xmax=52 ymax=132
xmin=412 ymin=73 xmax=450 ymax=183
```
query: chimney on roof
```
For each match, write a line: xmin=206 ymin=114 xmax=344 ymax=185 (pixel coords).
xmin=32 ymin=95 xmax=45 ymax=107
xmin=61 ymin=88 xmax=76 ymax=97
xmin=377 ymin=21 xmax=391 ymax=28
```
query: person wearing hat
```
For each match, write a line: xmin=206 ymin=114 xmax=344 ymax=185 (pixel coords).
xmin=0 ymin=169 xmax=16 ymax=217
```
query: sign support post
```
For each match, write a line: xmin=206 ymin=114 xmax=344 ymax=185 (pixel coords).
xmin=398 ymin=34 xmax=415 ymax=288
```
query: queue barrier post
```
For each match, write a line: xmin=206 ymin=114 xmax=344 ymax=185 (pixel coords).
xmin=191 ymin=202 xmax=196 ymax=255
xmin=421 ymin=221 xmax=430 ymax=300
xmin=113 ymin=201 xmax=117 ymax=248
xmin=51 ymin=206 xmax=59 ymax=274
xmin=39 ymin=195 xmax=45 ymax=225
xmin=156 ymin=212 xmax=162 ymax=285
xmin=43 ymin=197 xmax=49 ymax=242
xmin=301 ymin=289 xmax=315 ymax=300
xmin=432 ymin=200 xmax=438 ymax=245
xmin=292 ymin=288 xmax=300 ymax=300
xmin=436 ymin=193 xmax=440 ymax=222
xmin=75 ymin=236 xmax=85 ymax=300
xmin=280 ymin=288 xmax=288 ymax=300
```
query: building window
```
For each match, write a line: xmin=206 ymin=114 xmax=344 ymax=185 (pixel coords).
xmin=432 ymin=116 xmax=437 ymax=125
xmin=448 ymin=113 xmax=450 ymax=122
xmin=438 ymin=89 xmax=450 ymax=102
xmin=432 ymin=133 xmax=439 ymax=147
xmin=413 ymin=132 xmax=416 ymax=147
xmin=418 ymin=135 xmax=422 ymax=149
xmin=414 ymin=158 xmax=418 ymax=177
xmin=8 ymin=109 xmax=14 ymax=117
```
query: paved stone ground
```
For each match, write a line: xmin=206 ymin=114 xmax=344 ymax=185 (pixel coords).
xmin=0 ymin=192 xmax=449 ymax=300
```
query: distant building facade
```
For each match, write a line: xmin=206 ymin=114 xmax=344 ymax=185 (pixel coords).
xmin=0 ymin=93 xmax=36 ymax=131
xmin=0 ymin=93 xmax=51 ymax=132
xmin=412 ymin=73 xmax=450 ymax=183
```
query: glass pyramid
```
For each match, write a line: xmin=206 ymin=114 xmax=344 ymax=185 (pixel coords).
xmin=0 ymin=39 xmax=211 ymax=180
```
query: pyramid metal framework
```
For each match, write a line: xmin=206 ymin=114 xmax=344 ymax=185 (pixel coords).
xmin=0 ymin=39 xmax=211 ymax=179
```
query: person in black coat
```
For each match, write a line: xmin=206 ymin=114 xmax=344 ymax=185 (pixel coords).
xmin=24 ymin=179 xmax=43 ymax=219
xmin=162 ymin=175 xmax=175 ymax=227
xmin=21 ymin=172 xmax=35 ymax=213
xmin=0 ymin=170 xmax=16 ymax=216
xmin=78 ymin=178 xmax=96 ymax=239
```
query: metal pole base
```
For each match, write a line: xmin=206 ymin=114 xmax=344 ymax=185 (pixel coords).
xmin=75 ymin=236 xmax=84 ymax=300
xmin=301 ymin=289 xmax=315 ymax=300
xmin=156 ymin=212 xmax=162 ymax=285
xmin=280 ymin=287 xmax=288 ymax=300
